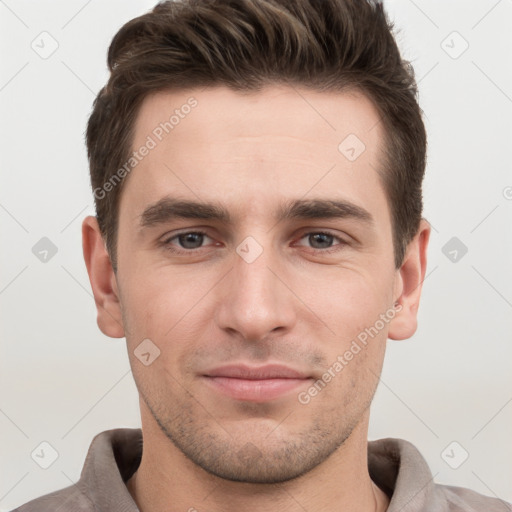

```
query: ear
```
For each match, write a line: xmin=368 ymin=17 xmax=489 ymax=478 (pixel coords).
xmin=388 ymin=218 xmax=431 ymax=340
xmin=82 ymin=215 xmax=125 ymax=338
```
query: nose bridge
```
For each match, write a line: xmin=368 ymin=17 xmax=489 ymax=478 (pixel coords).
xmin=215 ymin=234 xmax=296 ymax=341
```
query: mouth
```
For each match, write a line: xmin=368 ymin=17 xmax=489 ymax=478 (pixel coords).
xmin=201 ymin=364 xmax=313 ymax=402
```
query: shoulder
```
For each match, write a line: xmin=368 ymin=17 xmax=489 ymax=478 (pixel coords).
xmin=368 ymin=437 xmax=511 ymax=512
xmin=10 ymin=482 xmax=96 ymax=512
xmin=436 ymin=482 xmax=511 ymax=512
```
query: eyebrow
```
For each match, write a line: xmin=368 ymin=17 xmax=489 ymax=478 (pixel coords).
xmin=139 ymin=196 xmax=374 ymax=229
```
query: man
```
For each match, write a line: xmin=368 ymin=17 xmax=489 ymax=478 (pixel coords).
xmin=12 ymin=0 xmax=510 ymax=511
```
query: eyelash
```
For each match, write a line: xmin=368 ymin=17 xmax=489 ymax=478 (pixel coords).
xmin=160 ymin=230 xmax=348 ymax=255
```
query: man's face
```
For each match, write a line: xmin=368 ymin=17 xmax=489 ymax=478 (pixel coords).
xmin=114 ymin=85 xmax=404 ymax=482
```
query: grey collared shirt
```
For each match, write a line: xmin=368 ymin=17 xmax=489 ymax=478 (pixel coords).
xmin=11 ymin=428 xmax=510 ymax=512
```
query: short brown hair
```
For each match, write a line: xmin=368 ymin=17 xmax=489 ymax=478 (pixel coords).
xmin=86 ymin=0 xmax=426 ymax=271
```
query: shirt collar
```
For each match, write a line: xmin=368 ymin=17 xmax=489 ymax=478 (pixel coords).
xmin=78 ymin=428 xmax=445 ymax=512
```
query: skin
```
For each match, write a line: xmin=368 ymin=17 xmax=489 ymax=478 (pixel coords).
xmin=83 ymin=84 xmax=430 ymax=512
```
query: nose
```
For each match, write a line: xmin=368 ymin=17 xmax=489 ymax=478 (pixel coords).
xmin=215 ymin=239 xmax=297 ymax=343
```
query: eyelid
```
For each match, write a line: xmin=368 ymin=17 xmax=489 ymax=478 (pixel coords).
xmin=293 ymin=230 xmax=349 ymax=251
xmin=161 ymin=229 xmax=213 ymax=246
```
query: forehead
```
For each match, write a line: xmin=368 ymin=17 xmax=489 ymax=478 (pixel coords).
xmin=120 ymin=84 xmax=389 ymax=224
xmin=134 ymin=85 xmax=381 ymax=151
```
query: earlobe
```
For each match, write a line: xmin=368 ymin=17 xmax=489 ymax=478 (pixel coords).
xmin=82 ymin=216 xmax=125 ymax=338
xmin=388 ymin=219 xmax=431 ymax=341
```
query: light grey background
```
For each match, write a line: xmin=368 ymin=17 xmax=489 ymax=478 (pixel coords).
xmin=1 ymin=0 xmax=511 ymax=510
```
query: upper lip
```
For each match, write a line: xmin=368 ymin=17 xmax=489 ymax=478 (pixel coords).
xmin=203 ymin=364 xmax=310 ymax=380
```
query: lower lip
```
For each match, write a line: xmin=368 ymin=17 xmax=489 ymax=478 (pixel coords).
xmin=203 ymin=376 xmax=311 ymax=402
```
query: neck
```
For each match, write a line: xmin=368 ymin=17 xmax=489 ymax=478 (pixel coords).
xmin=126 ymin=407 xmax=389 ymax=512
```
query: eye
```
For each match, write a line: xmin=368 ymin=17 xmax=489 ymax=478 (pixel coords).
xmin=159 ymin=229 xmax=348 ymax=256
xmin=161 ymin=230 xmax=215 ymax=253
xmin=295 ymin=231 xmax=347 ymax=253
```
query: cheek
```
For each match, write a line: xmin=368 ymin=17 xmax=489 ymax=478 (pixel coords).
xmin=294 ymin=267 xmax=394 ymax=341
xmin=121 ymin=268 xmax=197 ymax=332
xmin=120 ymin=271 xmax=214 ymax=378
xmin=120 ymin=247 xmax=395 ymax=351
